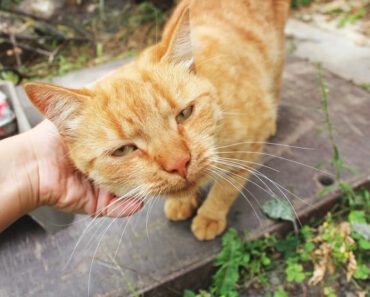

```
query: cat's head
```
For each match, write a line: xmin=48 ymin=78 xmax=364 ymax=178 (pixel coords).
xmin=24 ymin=6 xmax=221 ymax=198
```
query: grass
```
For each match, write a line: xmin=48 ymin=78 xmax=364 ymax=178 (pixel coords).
xmin=291 ymin=0 xmax=314 ymax=8
xmin=184 ymin=65 xmax=370 ymax=297
xmin=0 ymin=1 xmax=169 ymax=82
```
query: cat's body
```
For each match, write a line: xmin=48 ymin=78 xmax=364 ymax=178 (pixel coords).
xmin=25 ymin=0 xmax=290 ymax=240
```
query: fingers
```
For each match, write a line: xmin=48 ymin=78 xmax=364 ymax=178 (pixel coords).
xmin=92 ymin=188 xmax=144 ymax=218
xmin=106 ymin=197 xmax=144 ymax=217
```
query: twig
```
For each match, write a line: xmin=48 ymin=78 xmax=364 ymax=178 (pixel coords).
xmin=8 ymin=30 xmax=22 ymax=67
xmin=0 ymin=7 xmax=94 ymax=42
xmin=0 ymin=32 xmax=89 ymax=43
xmin=2 ymin=40 xmax=52 ymax=57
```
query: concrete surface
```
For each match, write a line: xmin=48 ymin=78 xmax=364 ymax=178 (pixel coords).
xmin=1 ymin=56 xmax=370 ymax=297
xmin=286 ymin=19 xmax=370 ymax=86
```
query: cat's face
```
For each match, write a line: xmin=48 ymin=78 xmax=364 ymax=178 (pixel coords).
xmin=25 ymin=62 xmax=221 ymax=198
xmin=25 ymin=6 xmax=221 ymax=198
xmin=75 ymin=63 xmax=220 ymax=197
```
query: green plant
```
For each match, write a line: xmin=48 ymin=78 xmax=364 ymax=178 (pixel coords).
xmin=285 ymin=259 xmax=306 ymax=283
xmin=262 ymin=199 xmax=298 ymax=233
xmin=317 ymin=64 xmax=357 ymax=201
xmin=291 ymin=0 xmax=313 ymax=8
xmin=274 ymin=288 xmax=288 ymax=297
xmin=337 ymin=8 xmax=367 ymax=28
xmin=130 ymin=2 xmax=165 ymax=27
xmin=361 ymin=84 xmax=370 ymax=92
xmin=323 ymin=287 xmax=336 ymax=297
xmin=211 ymin=229 xmax=249 ymax=297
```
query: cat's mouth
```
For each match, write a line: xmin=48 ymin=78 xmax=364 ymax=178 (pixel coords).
xmin=164 ymin=182 xmax=198 ymax=197
xmin=162 ymin=168 xmax=210 ymax=197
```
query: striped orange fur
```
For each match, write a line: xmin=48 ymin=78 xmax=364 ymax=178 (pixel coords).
xmin=24 ymin=0 xmax=290 ymax=240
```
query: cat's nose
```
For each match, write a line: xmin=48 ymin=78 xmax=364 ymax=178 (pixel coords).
xmin=163 ymin=154 xmax=191 ymax=179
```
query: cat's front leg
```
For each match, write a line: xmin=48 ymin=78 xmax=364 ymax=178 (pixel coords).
xmin=164 ymin=193 xmax=199 ymax=221
xmin=192 ymin=170 xmax=249 ymax=240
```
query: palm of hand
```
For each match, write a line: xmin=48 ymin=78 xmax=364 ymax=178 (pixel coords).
xmin=30 ymin=120 xmax=142 ymax=217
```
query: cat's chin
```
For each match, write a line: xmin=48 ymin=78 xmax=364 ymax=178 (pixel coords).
xmin=163 ymin=182 xmax=199 ymax=198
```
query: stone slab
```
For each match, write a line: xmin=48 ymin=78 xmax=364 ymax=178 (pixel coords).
xmin=1 ymin=56 xmax=370 ymax=297
xmin=286 ymin=19 xmax=370 ymax=86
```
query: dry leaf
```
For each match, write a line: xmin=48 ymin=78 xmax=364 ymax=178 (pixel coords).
xmin=346 ymin=252 xmax=357 ymax=281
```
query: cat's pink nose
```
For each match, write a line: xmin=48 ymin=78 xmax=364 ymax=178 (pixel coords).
xmin=163 ymin=154 xmax=191 ymax=179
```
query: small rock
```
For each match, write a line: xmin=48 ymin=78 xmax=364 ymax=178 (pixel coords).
xmin=269 ymin=271 xmax=281 ymax=286
xmin=19 ymin=0 xmax=65 ymax=19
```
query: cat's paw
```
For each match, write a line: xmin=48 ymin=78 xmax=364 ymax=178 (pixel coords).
xmin=191 ymin=213 xmax=226 ymax=241
xmin=164 ymin=196 xmax=198 ymax=221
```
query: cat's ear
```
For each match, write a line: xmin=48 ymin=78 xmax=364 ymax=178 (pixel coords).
xmin=161 ymin=6 xmax=194 ymax=70
xmin=24 ymin=82 xmax=90 ymax=133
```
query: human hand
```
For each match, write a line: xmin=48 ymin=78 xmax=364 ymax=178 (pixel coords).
xmin=27 ymin=120 xmax=144 ymax=217
xmin=0 ymin=120 xmax=143 ymax=231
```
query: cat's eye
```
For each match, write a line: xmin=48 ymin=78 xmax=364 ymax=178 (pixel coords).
xmin=176 ymin=105 xmax=193 ymax=124
xmin=111 ymin=144 xmax=138 ymax=157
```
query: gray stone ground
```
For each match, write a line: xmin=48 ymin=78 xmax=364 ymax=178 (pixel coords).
xmin=286 ymin=19 xmax=370 ymax=86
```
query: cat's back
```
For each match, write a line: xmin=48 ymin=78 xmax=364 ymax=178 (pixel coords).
xmin=165 ymin=0 xmax=290 ymax=108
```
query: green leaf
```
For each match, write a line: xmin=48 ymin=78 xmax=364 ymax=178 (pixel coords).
xmin=319 ymin=184 xmax=336 ymax=197
xmin=212 ymin=229 xmax=245 ymax=297
xmin=285 ymin=261 xmax=306 ymax=283
xmin=276 ymin=235 xmax=300 ymax=259
xmin=262 ymin=200 xmax=297 ymax=232
xmin=351 ymin=222 xmax=370 ymax=240
xmin=324 ymin=287 xmax=337 ymax=297
xmin=348 ymin=211 xmax=366 ymax=223
xmin=184 ymin=290 xmax=197 ymax=297
xmin=274 ymin=288 xmax=288 ymax=297
xmin=353 ymin=264 xmax=370 ymax=280
xmin=358 ymin=239 xmax=370 ymax=250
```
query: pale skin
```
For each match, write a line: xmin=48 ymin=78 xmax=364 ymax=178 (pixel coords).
xmin=0 ymin=120 xmax=143 ymax=233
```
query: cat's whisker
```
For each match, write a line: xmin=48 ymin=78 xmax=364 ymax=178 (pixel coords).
xmin=215 ymin=150 xmax=332 ymax=177
xmin=252 ymin=168 xmax=312 ymax=208
xmin=114 ymin=188 xmax=153 ymax=258
xmin=217 ymin=156 xmax=280 ymax=172
xmin=253 ymin=170 xmax=303 ymax=227
xmin=211 ymin=159 xmax=277 ymax=198
xmin=65 ymin=185 xmax=144 ymax=269
xmin=210 ymin=164 xmax=263 ymax=209
xmin=207 ymin=166 xmax=261 ymax=222
xmin=210 ymin=161 xmax=302 ymax=226
xmin=212 ymin=157 xmax=311 ymax=208
xmin=213 ymin=141 xmax=314 ymax=151
xmin=87 ymin=196 xmax=147 ymax=297
xmin=145 ymin=189 xmax=163 ymax=241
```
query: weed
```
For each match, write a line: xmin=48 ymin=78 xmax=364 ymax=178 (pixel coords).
xmin=317 ymin=64 xmax=358 ymax=201
xmin=361 ymin=83 xmax=370 ymax=92
xmin=262 ymin=199 xmax=298 ymax=234
xmin=212 ymin=229 xmax=248 ymax=296
xmin=291 ymin=0 xmax=313 ymax=9
xmin=274 ymin=287 xmax=288 ymax=297
xmin=337 ymin=8 xmax=367 ymax=28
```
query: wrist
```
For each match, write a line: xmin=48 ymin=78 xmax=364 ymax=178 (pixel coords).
xmin=0 ymin=131 xmax=40 ymax=231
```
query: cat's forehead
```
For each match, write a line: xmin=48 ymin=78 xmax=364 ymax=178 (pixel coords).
xmin=83 ymin=72 xmax=190 ymax=140
xmin=91 ymin=65 xmax=198 ymax=110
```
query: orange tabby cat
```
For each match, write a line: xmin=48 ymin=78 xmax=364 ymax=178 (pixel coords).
xmin=24 ymin=0 xmax=290 ymax=240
